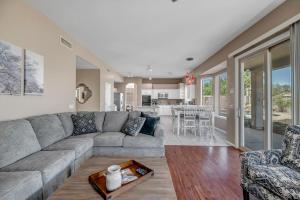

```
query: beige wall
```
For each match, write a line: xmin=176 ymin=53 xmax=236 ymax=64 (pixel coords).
xmin=0 ymin=0 xmax=123 ymax=121
xmin=193 ymin=0 xmax=300 ymax=144
xmin=152 ymin=84 xmax=179 ymax=89
xmin=76 ymin=69 xmax=100 ymax=111
xmin=142 ymin=78 xmax=183 ymax=84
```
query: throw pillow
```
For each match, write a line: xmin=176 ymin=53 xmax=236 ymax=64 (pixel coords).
xmin=140 ymin=112 xmax=160 ymax=136
xmin=121 ymin=117 xmax=146 ymax=136
xmin=281 ymin=125 xmax=300 ymax=171
xmin=71 ymin=112 xmax=97 ymax=135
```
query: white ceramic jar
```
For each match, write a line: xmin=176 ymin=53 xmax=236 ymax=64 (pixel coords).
xmin=106 ymin=165 xmax=122 ymax=191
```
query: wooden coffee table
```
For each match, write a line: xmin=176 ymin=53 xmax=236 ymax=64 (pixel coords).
xmin=48 ymin=157 xmax=177 ymax=200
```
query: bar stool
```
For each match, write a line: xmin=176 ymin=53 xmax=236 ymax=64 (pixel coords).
xmin=183 ymin=107 xmax=197 ymax=136
xmin=198 ymin=107 xmax=213 ymax=137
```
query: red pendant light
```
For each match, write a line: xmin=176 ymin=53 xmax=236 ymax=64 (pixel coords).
xmin=185 ymin=72 xmax=196 ymax=85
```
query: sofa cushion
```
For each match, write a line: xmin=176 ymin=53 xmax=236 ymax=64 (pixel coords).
xmin=71 ymin=112 xmax=97 ymax=135
xmin=0 ymin=171 xmax=43 ymax=200
xmin=140 ymin=112 xmax=160 ymax=136
xmin=27 ymin=114 xmax=66 ymax=148
xmin=0 ymin=119 xmax=41 ymax=169
xmin=248 ymin=164 xmax=300 ymax=200
xmin=70 ymin=132 xmax=100 ymax=139
xmin=123 ymin=134 xmax=164 ymax=148
xmin=95 ymin=112 xmax=106 ymax=132
xmin=103 ymin=111 xmax=129 ymax=132
xmin=128 ymin=111 xmax=141 ymax=119
xmin=247 ymin=183 xmax=282 ymax=200
xmin=121 ymin=117 xmax=146 ymax=136
xmin=57 ymin=112 xmax=75 ymax=137
xmin=142 ymin=111 xmax=159 ymax=117
xmin=93 ymin=132 xmax=125 ymax=147
xmin=44 ymin=138 xmax=93 ymax=158
xmin=1 ymin=151 xmax=75 ymax=184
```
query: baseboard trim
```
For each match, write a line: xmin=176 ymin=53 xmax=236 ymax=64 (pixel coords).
xmin=225 ymin=140 xmax=236 ymax=148
xmin=214 ymin=127 xmax=226 ymax=134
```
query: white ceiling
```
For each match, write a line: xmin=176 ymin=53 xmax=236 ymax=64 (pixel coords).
xmin=25 ymin=0 xmax=284 ymax=78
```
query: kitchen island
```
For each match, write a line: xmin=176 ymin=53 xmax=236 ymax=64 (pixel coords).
xmin=133 ymin=105 xmax=175 ymax=116
xmin=157 ymin=105 xmax=173 ymax=116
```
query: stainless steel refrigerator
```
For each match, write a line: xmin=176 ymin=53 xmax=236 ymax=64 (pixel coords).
xmin=142 ymin=95 xmax=151 ymax=106
xmin=114 ymin=92 xmax=124 ymax=111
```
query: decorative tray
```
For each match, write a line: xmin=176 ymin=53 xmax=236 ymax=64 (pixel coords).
xmin=89 ymin=160 xmax=154 ymax=200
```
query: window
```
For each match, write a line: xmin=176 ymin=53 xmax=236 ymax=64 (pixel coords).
xmin=219 ymin=72 xmax=228 ymax=116
xmin=201 ymin=77 xmax=213 ymax=106
xmin=200 ymin=71 xmax=228 ymax=116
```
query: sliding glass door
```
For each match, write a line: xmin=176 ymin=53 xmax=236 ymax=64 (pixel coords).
xmin=237 ymin=37 xmax=293 ymax=150
xmin=240 ymin=52 xmax=266 ymax=150
xmin=270 ymin=40 xmax=292 ymax=149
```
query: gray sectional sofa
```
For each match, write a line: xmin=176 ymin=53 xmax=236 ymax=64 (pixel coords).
xmin=0 ymin=111 xmax=164 ymax=200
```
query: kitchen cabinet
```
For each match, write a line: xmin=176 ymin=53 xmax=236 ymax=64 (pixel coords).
xmin=179 ymin=83 xmax=185 ymax=99
xmin=185 ymin=84 xmax=195 ymax=101
xmin=151 ymin=89 xmax=180 ymax=99
xmin=141 ymin=89 xmax=152 ymax=96
xmin=142 ymin=87 xmax=183 ymax=100
xmin=167 ymin=89 xmax=180 ymax=99
xmin=152 ymin=90 xmax=158 ymax=99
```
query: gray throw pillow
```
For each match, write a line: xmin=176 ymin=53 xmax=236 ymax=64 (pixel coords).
xmin=121 ymin=117 xmax=146 ymax=136
xmin=71 ymin=113 xmax=97 ymax=135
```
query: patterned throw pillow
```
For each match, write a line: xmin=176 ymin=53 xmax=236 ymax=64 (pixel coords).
xmin=281 ymin=125 xmax=300 ymax=171
xmin=140 ymin=112 xmax=160 ymax=136
xmin=121 ymin=117 xmax=146 ymax=136
xmin=71 ymin=112 xmax=97 ymax=135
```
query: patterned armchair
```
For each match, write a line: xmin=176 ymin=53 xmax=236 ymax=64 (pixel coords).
xmin=240 ymin=125 xmax=300 ymax=200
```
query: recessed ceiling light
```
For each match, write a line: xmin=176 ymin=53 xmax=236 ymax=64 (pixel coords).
xmin=147 ymin=65 xmax=153 ymax=72
xmin=186 ymin=57 xmax=194 ymax=61
xmin=128 ymin=72 xmax=133 ymax=77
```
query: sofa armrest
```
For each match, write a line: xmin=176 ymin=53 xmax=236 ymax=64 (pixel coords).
xmin=240 ymin=149 xmax=282 ymax=189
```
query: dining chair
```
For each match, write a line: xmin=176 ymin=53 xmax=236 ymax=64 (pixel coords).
xmin=183 ymin=107 xmax=197 ymax=136
xmin=198 ymin=106 xmax=213 ymax=137
xmin=171 ymin=106 xmax=178 ymax=135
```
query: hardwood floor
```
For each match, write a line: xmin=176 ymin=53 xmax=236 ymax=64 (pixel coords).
xmin=165 ymin=145 xmax=243 ymax=200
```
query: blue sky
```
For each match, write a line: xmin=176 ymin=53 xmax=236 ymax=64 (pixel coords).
xmin=272 ymin=66 xmax=291 ymax=85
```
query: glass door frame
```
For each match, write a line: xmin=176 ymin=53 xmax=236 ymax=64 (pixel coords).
xmin=234 ymin=31 xmax=291 ymax=150
xmin=238 ymin=50 xmax=269 ymax=150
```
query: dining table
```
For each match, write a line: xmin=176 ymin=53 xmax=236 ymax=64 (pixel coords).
xmin=173 ymin=107 xmax=215 ymax=136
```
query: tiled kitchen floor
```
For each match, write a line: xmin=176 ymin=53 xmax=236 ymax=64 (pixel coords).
xmin=160 ymin=116 xmax=230 ymax=146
